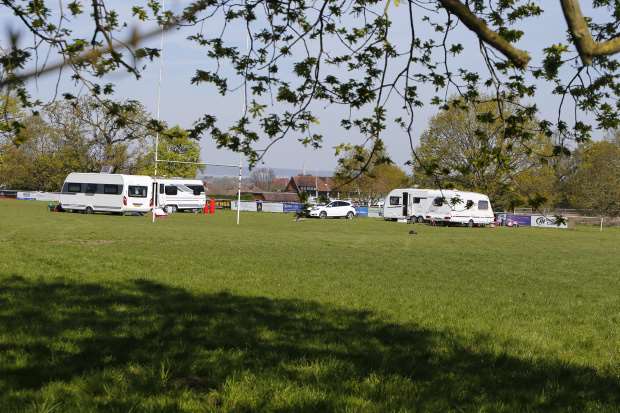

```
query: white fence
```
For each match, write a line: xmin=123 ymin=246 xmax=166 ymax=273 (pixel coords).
xmin=231 ymin=201 xmax=286 ymax=213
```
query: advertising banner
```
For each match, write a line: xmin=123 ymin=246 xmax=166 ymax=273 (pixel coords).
xmin=501 ymin=214 xmax=532 ymax=226
xmin=261 ymin=202 xmax=284 ymax=213
xmin=231 ymin=201 xmax=258 ymax=212
xmin=530 ymin=215 xmax=568 ymax=229
xmin=16 ymin=192 xmax=36 ymax=200
xmin=283 ymin=203 xmax=303 ymax=213
xmin=355 ymin=206 xmax=369 ymax=217
xmin=16 ymin=191 xmax=60 ymax=201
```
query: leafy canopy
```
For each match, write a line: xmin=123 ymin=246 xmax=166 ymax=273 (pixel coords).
xmin=2 ymin=0 xmax=620 ymax=180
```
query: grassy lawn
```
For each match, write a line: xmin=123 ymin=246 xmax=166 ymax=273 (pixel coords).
xmin=1 ymin=199 xmax=619 ymax=412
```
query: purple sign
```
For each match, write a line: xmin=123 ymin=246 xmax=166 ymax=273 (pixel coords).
xmin=502 ymin=214 xmax=531 ymax=226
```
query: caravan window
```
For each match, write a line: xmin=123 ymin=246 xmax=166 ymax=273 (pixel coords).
xmin=389 ymin=196 xmax=400 ymax=206
xmin=85 ymin=183 xmax=97 ymax=194
xmin=433 ymin=197 xmax=444 ymax=207
xmin=478 ymin=200 xmax=489 ymax=210
xmin=67 ymin=183 xmax=81 ymax=193
xmin=128 ymin=186 xmax=148 ymax=198
xmin=165 ymin=185 xmax=178 ymax=196
xmin=159 ymin=183 xmax=165 ymax=194
xmin=413 ymin=197 xmax=422 ymax=204
xmin=104 ymin=184 xmax=120 ymax=195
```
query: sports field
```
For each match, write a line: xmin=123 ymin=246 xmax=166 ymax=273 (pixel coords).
xmin=1 ymin=199 xmax=619 ymax=412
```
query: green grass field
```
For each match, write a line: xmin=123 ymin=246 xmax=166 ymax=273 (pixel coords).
xmin=1 ymin=199 xmax=619 ymax=412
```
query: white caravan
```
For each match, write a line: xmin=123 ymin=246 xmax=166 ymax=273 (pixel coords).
xmin=383 ymin=188 xmax=434 ymax=222
xmin=424 ymin=189 xmax=494 ymax=226
xmin=154 ymin=178 xmax=206 ymax=212
xmin=59 ymin=173 xmax=153 ymax=214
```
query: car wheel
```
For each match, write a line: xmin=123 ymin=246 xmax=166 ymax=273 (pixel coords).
xmin=346 ymin=211 xmax=354 ymax=219
xmin=468 ymin=219 xmax=474 ymax=228
xmin=319 ymin=211 xmax=327 ymax=219
xmin=416 ymin=215 xmax=424 ymax=223
xmin=85 ymin=207 xmax=94 ymax=214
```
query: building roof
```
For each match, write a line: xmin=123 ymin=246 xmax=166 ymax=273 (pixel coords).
xmin=287 ymin=175 xmax=334 ymax=192
xmin=271 ymin=177 xmax=289 ymax=190
xmin=247 ymin=191 xmax=300 ymax=202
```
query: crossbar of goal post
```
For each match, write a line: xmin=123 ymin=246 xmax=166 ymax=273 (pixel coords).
xmin=154 ymin=157 xmax=243 ymax=225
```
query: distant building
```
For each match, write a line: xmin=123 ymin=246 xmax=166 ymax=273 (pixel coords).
xmin=271 ymin=177 xmax=289 ymax=191
xmin=285 ymin=175 xmax=334 ymax=198
xmin=244 ymin=191 xmax=300 ymax=202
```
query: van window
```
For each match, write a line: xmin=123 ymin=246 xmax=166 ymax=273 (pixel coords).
xmin=85 ymin=183 xmax=97 ymax=194
xmin=128 ymin=186 xmax=148 ymax=198
xmin=187 ymin=185 xmax=204 ymax=194
xmin=104 ymin=184 xmax=120 ymax=195
xmin=478 ymin=200 xmax=489 ymax=210
xmin=159 ymin=183 xmax=164 ymax=194
xmin=165 ymin=185 xmax=178 ymax=196
xmin=67 ymin=183 xmax=81 ymax=193
xmin=433 ymin=197 xmax=444 ymax=207
xmin=413 ymin=197 xmax=421 ymax=204
xmin=176 ymin=184 xmax=193 ymax=193
xmin=389 ymin=196 xmax=400 ymax=206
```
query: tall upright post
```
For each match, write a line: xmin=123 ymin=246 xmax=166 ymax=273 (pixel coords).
xmin=237 ymin=9 xmax=248 ymax=226
xmin=154 ymin=0 xmax=166 ymax=177
xmin=315 ymin=174 xmax=318 ymax=200
xmin=237 ymin=155 xmax=242 ymax=225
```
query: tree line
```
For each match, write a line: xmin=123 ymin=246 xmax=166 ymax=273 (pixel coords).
xmin=411 ymin=99 xmax=620 ymax=216
xmin=330 ymin=97 xmax=619 ymax=216
xmin=2 ymin=94 xmax=618 ymax=216
xmin=0 ymin=96 xmax=201 ymax=192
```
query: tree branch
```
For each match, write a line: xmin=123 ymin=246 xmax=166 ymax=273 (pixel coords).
xmin=0 ymin=17 xmax=179 ymax=88
xmin=560 ymin=0 xmax=620 ymax=65
xmin=560 ymin=0 xmax=597 ymax=65
xmin=437 ymin=0 xmax=530 ymax=69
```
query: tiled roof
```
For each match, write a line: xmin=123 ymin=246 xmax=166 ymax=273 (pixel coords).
xmin=271 ymin=178 xmax=289 ymax=190
xmin=289 ymin=175 xmax=333 ymax=191
xmin=254 ymin=192 xmax=300 ymax=202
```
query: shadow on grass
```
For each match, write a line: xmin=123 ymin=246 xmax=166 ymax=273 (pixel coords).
xmin=0 ymin=275 xmax=618 ymax=412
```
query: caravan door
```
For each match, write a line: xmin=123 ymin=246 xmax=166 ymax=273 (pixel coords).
xmin=402 ymin=191 xmax=409 ymax=218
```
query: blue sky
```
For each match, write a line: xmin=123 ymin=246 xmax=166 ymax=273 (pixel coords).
xmin=0 ymin=1 xmax=607 ymax=172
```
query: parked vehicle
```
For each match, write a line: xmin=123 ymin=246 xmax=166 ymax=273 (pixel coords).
xmin=59 ymin=173 xmax=153 ymax=214
xmin=154 ymin=178 xmax=206 ymax=212
xmin=163 ymin=179 xmax=205 ymax=195
xmin=424 ymin=190 xmax=494 ymax=226
xmin=383 ymin=188 xmax=434 ymax=222
xmin=309 ymin=200 xmax=357 ymax=219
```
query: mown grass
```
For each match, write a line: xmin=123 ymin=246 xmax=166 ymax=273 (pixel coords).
xmin=0 ymin=199 xmax=619 ymax=412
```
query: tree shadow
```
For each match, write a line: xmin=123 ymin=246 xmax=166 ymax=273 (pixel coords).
xmin=0 ymin=275 xmax=618 ymax=412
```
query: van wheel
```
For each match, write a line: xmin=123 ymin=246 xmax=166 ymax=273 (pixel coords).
xmin=346 ymin=211 xmax=354 ymax=220
xmin=416 ymin=216 xmax=424 ymax=223
xmin=319 ymin=211 xmax=327 ymax=219
xmin=468 ymin=219 xmax=474 ymax=228
xmin=85 ymin=207 xmax=94 ymax=214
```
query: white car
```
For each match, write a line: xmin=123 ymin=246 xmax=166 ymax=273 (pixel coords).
xmin=309 ymin=201 xmax=357 ymax=219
